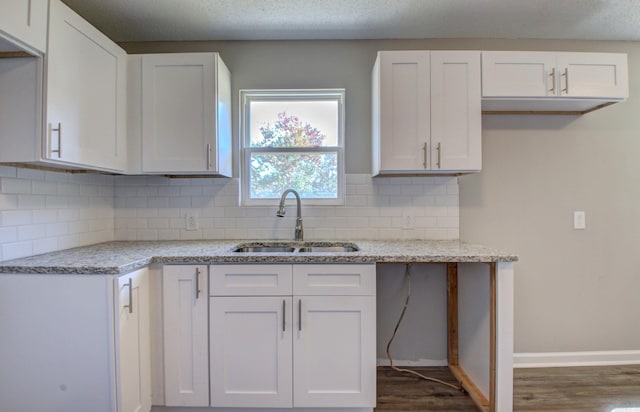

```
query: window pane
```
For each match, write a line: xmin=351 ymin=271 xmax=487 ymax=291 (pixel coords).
xmin=250 ymin=152 xmax=338 ymax=199
xmin=249 ymin=101 xmax=339 ymax=147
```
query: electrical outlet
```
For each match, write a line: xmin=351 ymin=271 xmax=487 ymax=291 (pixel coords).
xmin=573 ymin=211 xmax=586 ymax=230
xmin=186 ymin=213 xmax=198 ymax=231
xmin=403 ymin=215 xmax=415 ymax=230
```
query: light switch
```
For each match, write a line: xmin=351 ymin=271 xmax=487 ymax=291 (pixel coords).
xmin=573 ymin=211 xmax=586 ymax=230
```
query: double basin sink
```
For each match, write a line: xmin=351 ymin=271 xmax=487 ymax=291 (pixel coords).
xmin=232 ymin=242 xmax=359 ymax=253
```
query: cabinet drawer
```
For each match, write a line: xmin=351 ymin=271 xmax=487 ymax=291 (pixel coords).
xmin=210 ymin=265 xmax=293 ymax=296
xmin=293 ymin=264 xmax=376 ymax=296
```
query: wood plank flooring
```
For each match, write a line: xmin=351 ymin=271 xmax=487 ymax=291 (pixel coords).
xmin=376 ymin=365 xmax=640 ymax=411
xmin=513 ymin=365 xmax=640 ymax=411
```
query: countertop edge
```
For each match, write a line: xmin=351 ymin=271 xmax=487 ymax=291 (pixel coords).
xmin=0 ymin=240 xmax=518 ymax=275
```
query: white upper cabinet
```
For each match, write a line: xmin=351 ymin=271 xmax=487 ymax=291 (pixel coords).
xmin=46 ymin=0 xmax=127 ymax=171
xmin=373 ymin=50 xmax=430 ymax=173
xmin=0 ymin=0 xmax=48 ymax=53
xmin=129 ymin=52 xmax=232 ymax=175
xmin=482 ymin=51 xmax=629 ymax=114
xmin=431 ymin=51 xmax=482 ymax=172
xmin=372 ymin=50 xmax=481 ymax=175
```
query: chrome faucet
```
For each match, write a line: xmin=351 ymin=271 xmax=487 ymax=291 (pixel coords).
xmin=276 ymin=189 xmax=303 ymax=241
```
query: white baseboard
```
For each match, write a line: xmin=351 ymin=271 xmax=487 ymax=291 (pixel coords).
xmin=377 ymin=358 xmax=448 ymax=367
xmin=514 ymin=350 xmax=640 ymax=368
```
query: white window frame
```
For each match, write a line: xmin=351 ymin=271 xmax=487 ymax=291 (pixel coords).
xmin=240 ymin=89 xmax=346 ymax=206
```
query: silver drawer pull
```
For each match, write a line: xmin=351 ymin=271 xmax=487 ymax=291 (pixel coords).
xmin=51 ymin=123 xmax=62 ymax=158
xmin=195 ymin=268 xmax=201 ymax=299
xmin=123 ymin=278 xmax=133 ymax=314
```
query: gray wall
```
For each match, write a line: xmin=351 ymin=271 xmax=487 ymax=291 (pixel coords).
xmin=459 ymin=41 xmax=640 ymax=354
xmin=122 ymin=38 xmax=640 ymax=356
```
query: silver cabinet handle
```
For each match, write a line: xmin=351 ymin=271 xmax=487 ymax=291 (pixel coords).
xmin=51 ymin=123 xmax=62 ymax=158
xmin=422 ymin=142 xmax=428 ymax=169
xmin=548 ymin=67 xmax=556 ymax=94
xmin=436 ymin=142 xmax=442 ymax=169
xmin=298 ymin=299 xmax=302 ymax=331
xmin=206 ymin=143 xmax=212 ymax=170
xmin=561 ymin=68 xmax=569 ymax=94
xmin=195 ymin=268 xmax=201 ymax=299
xmin=123 ymin=278 xmax=133 ymax=314
xmin=282 ymin=300 xmax=286 ymax=332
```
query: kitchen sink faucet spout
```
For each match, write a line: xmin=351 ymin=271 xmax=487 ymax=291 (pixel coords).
xmin=276 ymin=189 xmax=303 ymax=241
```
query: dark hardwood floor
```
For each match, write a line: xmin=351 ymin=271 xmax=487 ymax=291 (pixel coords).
xmin=376 ymin=365 xmax=640 ymax=411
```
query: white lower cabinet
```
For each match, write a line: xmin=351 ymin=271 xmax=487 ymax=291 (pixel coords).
xmin=162 ymin=265 xmax=210 ymax=406
xmin=0 ymin=268 xmax=151 ymax=412
xmin=211 ymin=296 xmax=294 ymax=407
xmin=116 ymin=269 xmax=152 ymax=412
xmin=209 ymin=264 xmax=377 ymax=409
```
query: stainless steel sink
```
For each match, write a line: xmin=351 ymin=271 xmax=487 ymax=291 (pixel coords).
xmin=232 ymin=246 xmax=296 ymax=253
xmin=231 ymin=242 xmax=359 ymax=253
xmin=297 ymin=246 xmax=359 ymax=253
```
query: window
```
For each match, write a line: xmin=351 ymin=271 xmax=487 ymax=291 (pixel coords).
xmin=240 ymin=89 xmax=345 ymax=205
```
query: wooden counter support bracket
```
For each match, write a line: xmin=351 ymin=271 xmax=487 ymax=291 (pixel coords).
xmin=447 ymin=262 xmax=496 ymax=412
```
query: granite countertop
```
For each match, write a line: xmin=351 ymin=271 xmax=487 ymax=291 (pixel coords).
xmin=0 ymin=240 xmax=518 ymax=275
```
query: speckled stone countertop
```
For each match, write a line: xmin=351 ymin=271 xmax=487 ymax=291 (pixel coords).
xmin=0 ymin=240 xmax=518 ymax=275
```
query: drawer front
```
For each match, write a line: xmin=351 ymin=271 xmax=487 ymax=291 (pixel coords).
xmin=210 ymin=265 xmax=292 ymax=296
xmin=293 ymin=264 xmax=376 ymax=296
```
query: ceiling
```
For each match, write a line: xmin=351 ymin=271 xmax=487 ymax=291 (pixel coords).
xmin=60 ymin=0 xmax=640 ymax=43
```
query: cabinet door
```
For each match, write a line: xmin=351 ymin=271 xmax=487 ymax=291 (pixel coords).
xmin=0 ymin=0 xmax=48 ymax=53
xmin=210 ymin=297 xmax=293 ymax=408
xmin=431 ymin=51 xmax=481 ymax=171
xmin=46 ymin=0 xmax=126 ymax=171
xmin=141 ymin=53 xmax=217 ymax=173
xmin=481 ymin=51 xmax=557 ymax=97
xmin=163 ymin=265 xmax=209 ymax=406
xmin=293 ymin=296 xmax=376 ymax=407
xmin=116 ymin=268 xmax=151 ymax=412
xmin=376 ymin=51 xmax=430 ymax=172
xmin=557 ymin=52 xmax=628 ymax=98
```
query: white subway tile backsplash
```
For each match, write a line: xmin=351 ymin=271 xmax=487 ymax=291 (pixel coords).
xmin=18 ymin=224 xmax=46 ymax=240
xmin=0 ymin=226 xmax=17 ymax=243
xmin=2 ymin=210 xmax=32 ymax=226
xmin=0 ymin=166 xmax=116 ymax=262
xmin=32 ymin=181 xmax=58 ymax=195
xmin=0 ymin=166 xmax=17 ymax=178
xmin=16 ymin=168 xmax=44 ymax=181
xmin=2 ymin=241 xmax=33 ymax=260
xmin=0 ymin=194 xmax=18 ymax=210
xmin=46 ymin=222 xmax=69 ymax=237
xmin=1 ymin=169 xmax=459 ymax=261
xmin=1 ymin=178 xmax=32 ymax=194
xmin=33 ymin=238 xmax=58 ymax=255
